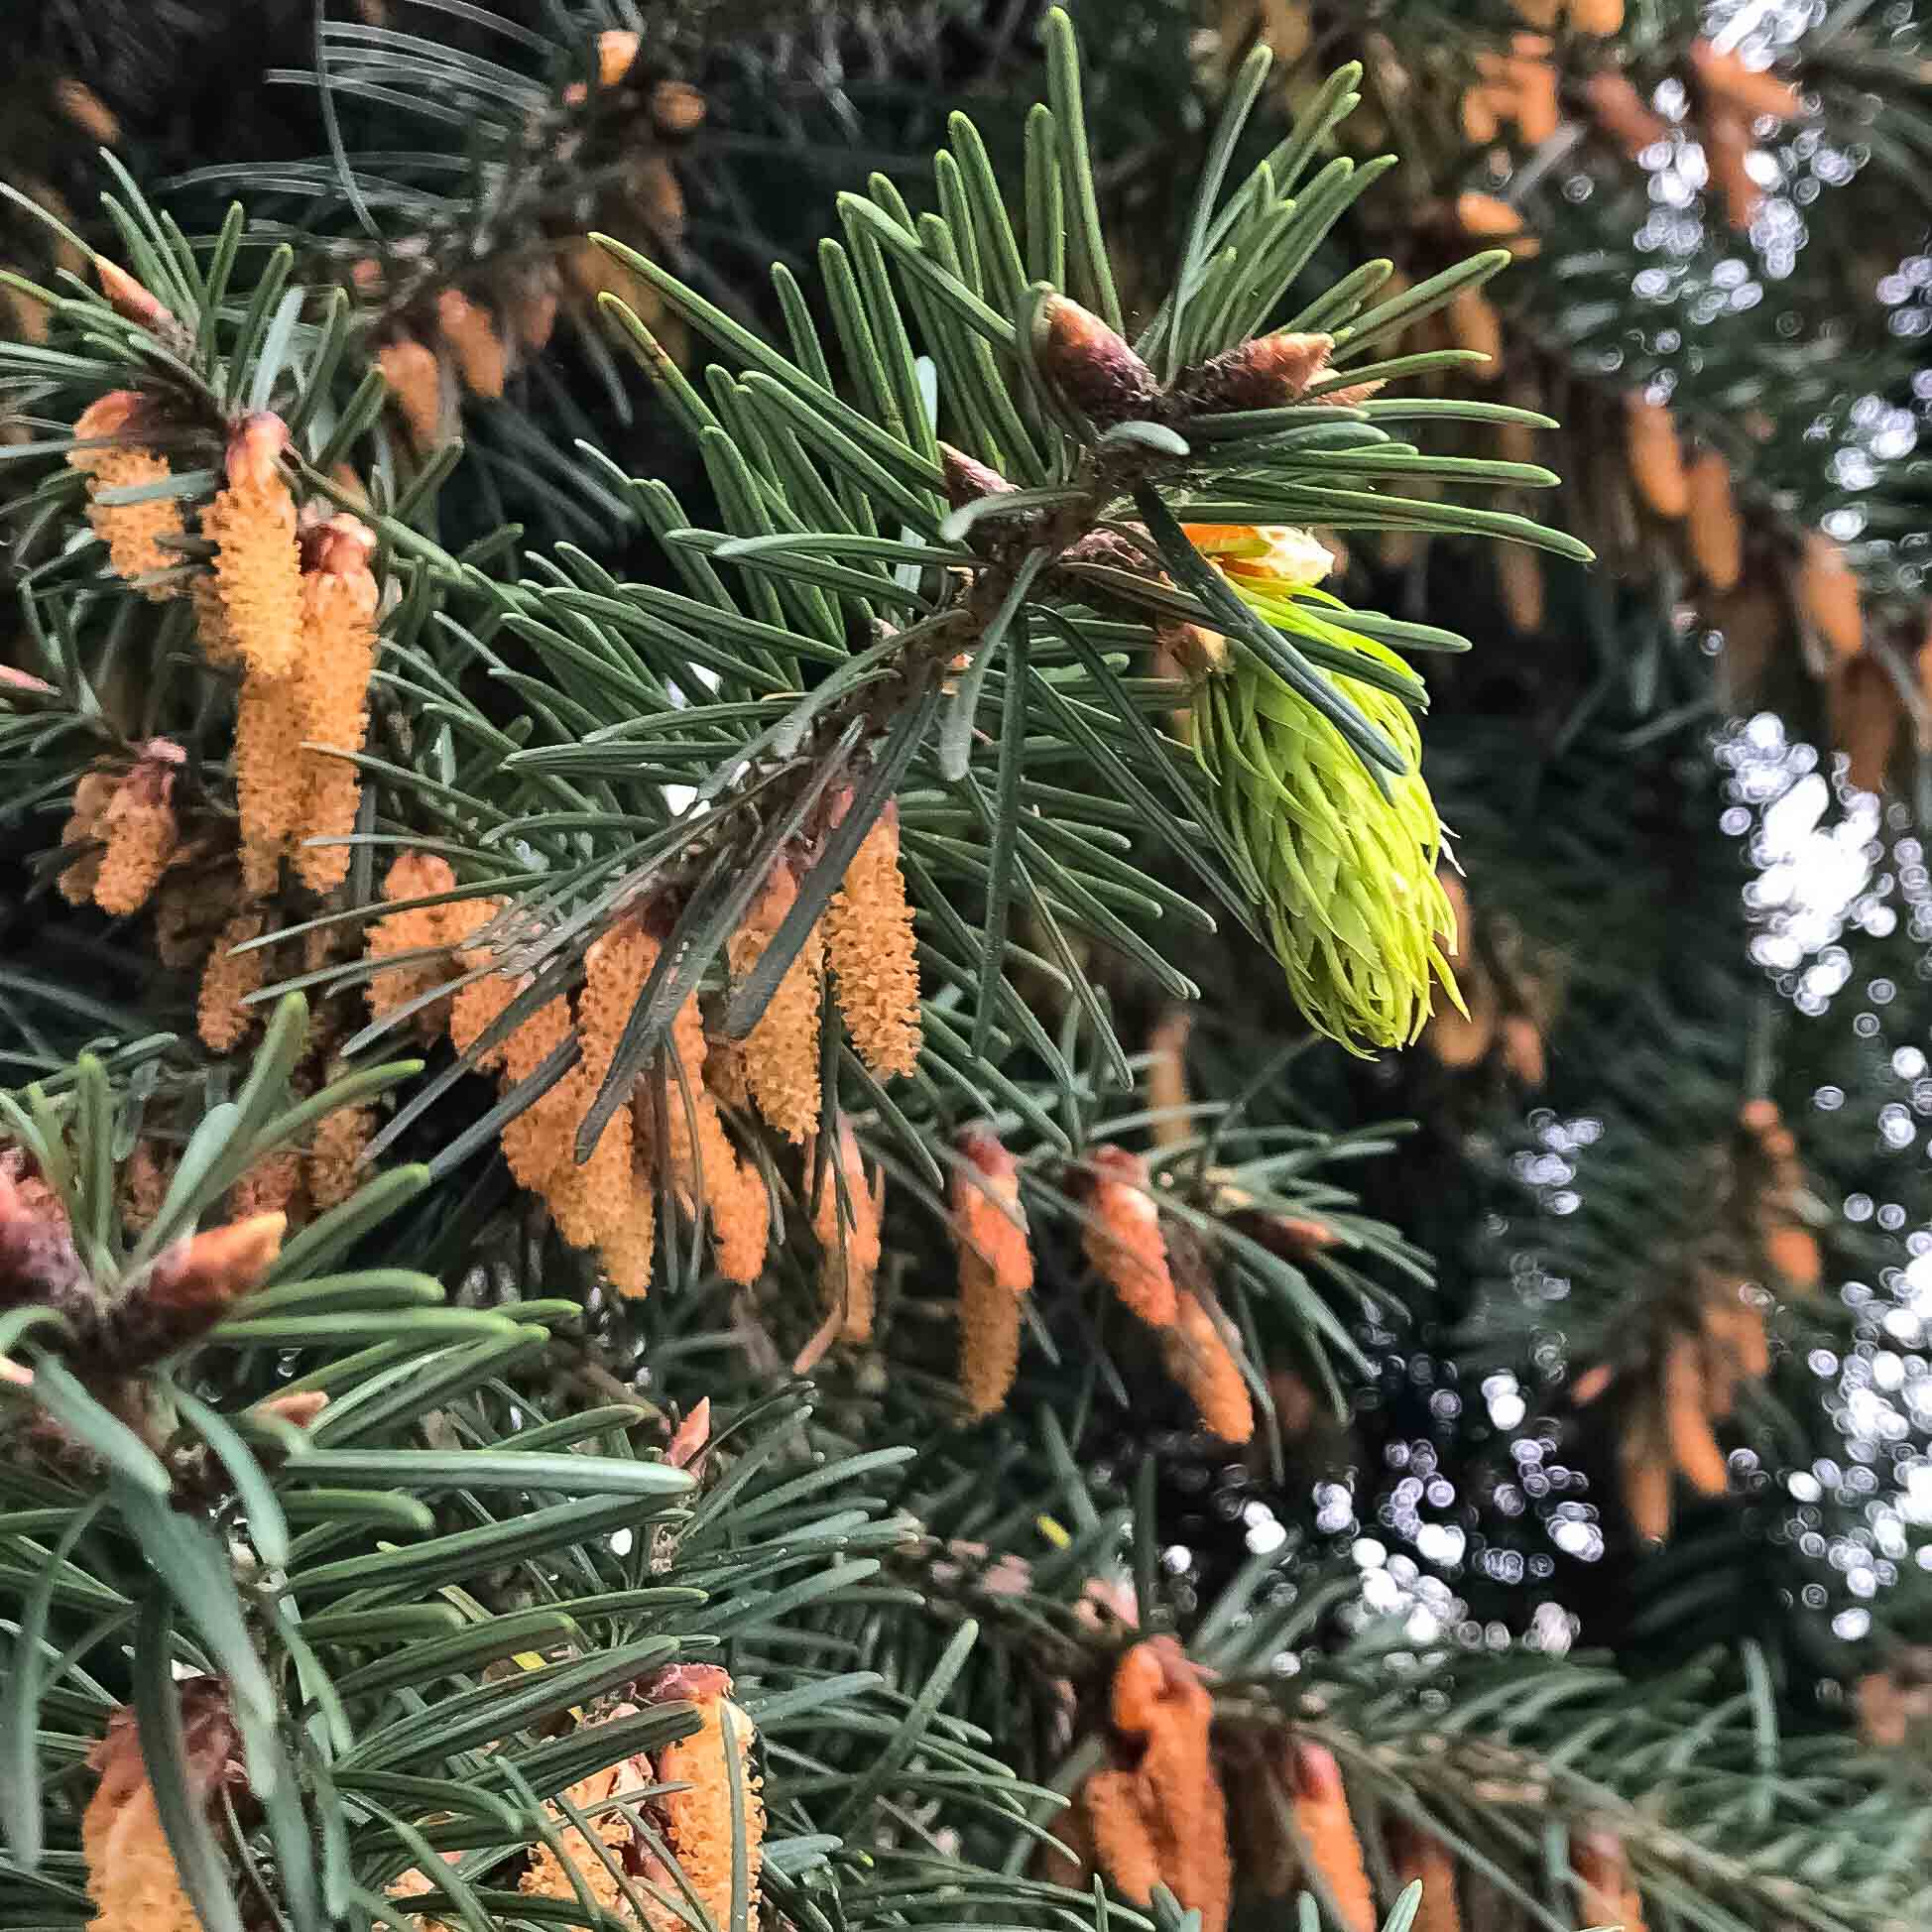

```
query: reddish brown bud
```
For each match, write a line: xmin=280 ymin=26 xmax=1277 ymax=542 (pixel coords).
xmin=95 ymin=258 xmax=173 ymax=330
xmin=252 ymin=1389 xmax=329 ymax=1429
xmin=319 ymin=512 xmax=377 ymax=576
xmin=666 ymin=1395 xmax=711 ymax=1469
xmin=1177 ymin=331 xmax=1333 ymax=415
xmin=70 ymin=390 xmax=145 ymax=449
xmin=652 ymin=79 xmax=706 ymax=134
xmin=225 ymin=412 xmax=290 ymax=491
xmin=596 ymin=29 xmax=641 ymax=87
xmin=1033 ymin=295 xmax=1163 ymax=427
xmin=939 ymin=441 xmax=1018 ymax=512
xmin=143 ymin=1211 xmax=286 ymax=1347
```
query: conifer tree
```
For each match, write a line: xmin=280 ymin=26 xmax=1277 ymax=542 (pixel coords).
xmin=0 ymin=7 xmax=1928 ymax=1932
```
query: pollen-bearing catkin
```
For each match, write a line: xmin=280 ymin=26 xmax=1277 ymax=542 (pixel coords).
xmin=954 ymin=1126 xmax=1032 ymax=1295
xmin=190 ymin=574 xmax=239 ymax=666
xmin=306 ymin=1104 xmax=373 ymax=1210
xmin=549 ymin=921 xmax=650 ymax=1253
xmin=1572 ymin=1830 xmax=1647 ymax=1932
xmin=1663 ymin=1333 xmax=1729 ymax=1496
xmin=366 ymin=852 xmax=459 ymax=1032
xmin=233 ymin=666 xmax=306 ymax=895
xmin=67 ymin=393 xmax=184 ymax=598
xmin=1161 ymin=1287 xmax=1254 ymax=1445
xmin=449 ymin=969 xmax=519 ymax=1071
xmin=83 ymin=1693 xmax=237 ymax=1932
xmin=824 ymin=802 xmax=921 ymax=1079
xmin=953 ymin=1129 xmax=1031 ymax=1415
xmin=57 ymin=771 xmax=119 ymax=906
xmin=1083 ymin=1146 xmax=1178 ymax=1328
xmin=814 ymin=1117 xmax=883 ymax=1342
xmin=708 ymin=1144 xmax=771 ymax=1287
xmin=294 ymin=544 xmax=380 ymax=892
xmin=84 ymin=1688 xmax=243 ymax=1918
xmin=120 ymin=1142 xmax=171 ymax=1233
xmin=197 ymin=913 xmax=266 ymax=1052
xmin=1083 ymin=1768 xmax=1162 ymax=1902
xmin=643 ymin=946 xmax=770 ymax=1286
xmin=83 ymin=1753 xmax=199 ymax=1932
xmin=496 ymin=981 xmax=576 ymax=1196
xmin=75 ymin=447 xmax=185 ymax=595
xmin=602 ymin=1165 xmax=658 ymax=1300
xmin=1103 ymin=1638 xmax=1232 ymax=1932
xmin=1393 ymin=1823 xmax=1462 ymax=1932
xmin=379 ymin=335 xmax=446 ymax=453
xmin=729 ymin=868 xmax=823 ymax=1144
xmin=516 ymin=1754 xmax=652 ymax=1927
xmin=1290 ymin=1741 xmax=1375 ymax=1932
xmin=435 ymin=289 xmax=507 ymax=400
xmin=201 ymin=429 xmax=302 ymax=680
xmin=92 ymin=749 xmax=182 ymax=915
xmin=654 ymin=1669 xmax=766 ymax=1932
xmin=957 ymin=1244 xmax=1022 ymax=1417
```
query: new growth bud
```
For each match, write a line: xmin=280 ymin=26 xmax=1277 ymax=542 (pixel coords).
xmin=225 ymin=412 xmax=291 ymax=491
xmin=939 ymin=441 xmax=1018 ymax=512
xmin=1176 ymin=331 xmax=1333 ymax=415
xmin=94 ymin=258 xmax=174 ymax=331
xmin=1032 ymin=295 xmax=1162 ymax=427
